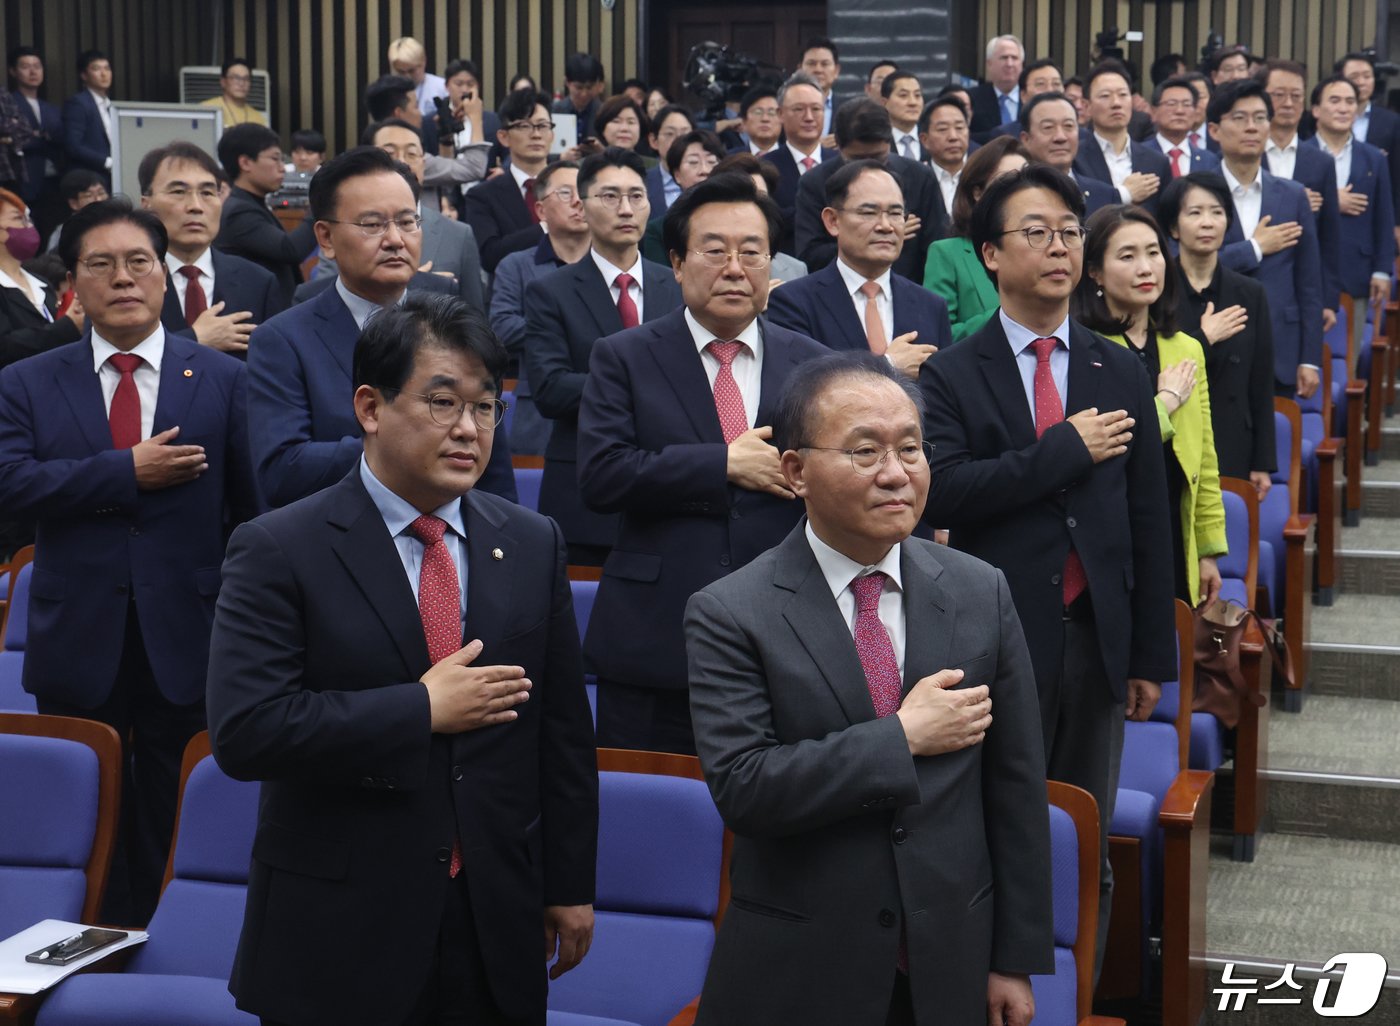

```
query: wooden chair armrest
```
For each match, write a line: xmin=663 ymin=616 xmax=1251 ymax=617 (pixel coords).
xmin=1159 ymin=768 xmax=1214 ymax=831
xmin=1083 ymin=1017 xmax=1129 ymax=1026
xmin=667 ymin=996 xmax=702 ymax=1026
xmin=1313 ymin=440 xmax=1340 ymax=603
xmin=1160 ymin=769 xmax=1214 ymax=1026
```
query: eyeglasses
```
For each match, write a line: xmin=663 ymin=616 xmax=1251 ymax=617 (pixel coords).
xmin=79 ymin=253 xmax=158 ymax=278
xmin=321 ymin=214 xmax=423 ymax=237
xmin=585 ymin=189 xmax=649 ymax=209
xmin=747 ymin=106 xmax=780 ymax=119
xmin=689 ymin=248 xmax=771 ymax=269
xmin=1266 ymin=90 xmax=1304 ymax=103
xmin=1156 ymin=99 xmax=1196 ymax=110
xmin=1222 ymin=111 xmax=1272 ymax=126
xmin=543 ymin=186 xmax=578 ymax=203
xmin=802 ymin=441 xmax=934 ymax=475
xmin=152 ymin=185 xmax=221 ymax=203
xmin=998 ymin=225 xmax=1088 ymax=249
xmin=680 ymin=154 xmax=719 ymax=169
xmin=380 ymin=145 xmax=424 ymax=160
xmin=506 ymin=120 xmax=555 ymax=135
xmin=782 ymin=104 xmax=825 ymax=116
xmin=836 ymin=204 xmax=907 ymax=225
xmin=396 ymin=391 xmax=508 ymax=429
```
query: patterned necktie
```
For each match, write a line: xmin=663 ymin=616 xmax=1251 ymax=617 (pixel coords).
xmin=1031 ymin=338 xmax=1087 ymax=605
xmin=706 ymin=340 xmax=748 ymax=443
xmin=178 ymin=265 xmax=207 ymax=327
xmin=859 ymin=280 xmax=888 ymax=355
xmin=106 ymin=353 xmax=143 ymax=450
xmin=800 ymin=155 xmax=816 ymax=172
xmin=408 ymin=514 xmax=464 ymax=878
xmin=901 ymin=135 xmax=918 ymax=160
xmin=851 ymin=572 xmax=901 ymax=717
xmin=1169 ymin=147 xmax=1184 ymax=179
xmin=522 ymin=177 xmax=541 ymax=223
xmin=614 ymin=272 xmax=639 ymax=329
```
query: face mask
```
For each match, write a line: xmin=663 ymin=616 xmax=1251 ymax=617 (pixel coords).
xmin=3 ymin=226 xmax=41 ymax=263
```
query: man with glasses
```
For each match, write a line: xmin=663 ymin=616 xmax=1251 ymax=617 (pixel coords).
xmin=215 ymin=123 xmax=318 ymax=307
xmin=1143 ymin=76 xmax=1221 ymax=174
xmin=768 ymin=160 xmax=949 ymax=376
xmin=524 ymin=147 xmax=682 ymax=565
xmin=920 ymin=164 xmax=1175 ymax=979
xmin=727 ymin=85 xmax=782 ymax=156
xmin=249 ymin=146 xmax=516 ymax=509
xmin=686 ymin=350 xmax=1052 ymax=1026
xmin=464 ymin=89 xmax=555 ymax=272
xmin=139 ymin=141 xmax=281 ymax=355
xmin=209 ymin=293 xmax=598 ymax=1026
xmin=764 ymin=72 xmax=836 ymax=249
xmin=576 ymin=172 xmax=826 ymax=753
xmin=0 ymin=199 xmax=259 ymax=923
xmin=200 ymin=57 xmax=266 ymax=129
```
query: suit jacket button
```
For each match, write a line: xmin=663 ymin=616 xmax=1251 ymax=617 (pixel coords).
xmin=730 ymin=508 xmax=740 ymax=520
xmin=892 ymin=827 xmax=907 ymax=844
xmin=719 ymin=555 xmax=731 ymax=567
xmin=878 ymin=908 xmax=897 ymax=928
xmin=360 ymin=777 xmax=374 ymax=788
xmin=436 ymin=847 xmax=451 ymax=862
xmin=1051 ymin=573 xmax=1062 ymax=586
xmin=1066 ymin=516 xmax=1077 ymax=528
xmin=452 ymin=765 xmax=464 ymax=782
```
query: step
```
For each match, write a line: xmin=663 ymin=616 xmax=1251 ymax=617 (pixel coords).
xmin=1384 ymin=423 xmax=1400 ymax=461
xmin=1308 ymin=594 xmax=1400 ymax=649
xmin=1359 ymin=460 xmax=1400 ymax=518
xmin=1337 ymin=519 xmax=1400 ymax=595
xmin=1309 ymin=642 xmax=1400 ymax=701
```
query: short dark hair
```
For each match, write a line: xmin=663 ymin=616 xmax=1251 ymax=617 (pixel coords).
xmin=1256 ymin=58 xmax=1308 ymax=87
xmin=1084 ymin=60 xmax=1133 ymax=97
xmin=308 ymin=146 xmax=421 ymax=223
xmin=1150 ymin=53 xmax=1187 ymax=87
xmin=648 ymin=104 xmax=696 ymax=138
xmin=1072 ymin=203 xmax=1179 ymax=336
xmin=936 ymin=83 xmax=973 ymax=120
xmin=291 ymin=129 xmax=327 ymax=154
xmin=7 ymin=46 xmax=41 ymax=70
xmin=509 ymin=73 xmax=538 ymax=93
xmin=362 ymin=117 xmax=424 ymax=147
xmin=366 ymin=74 xmax=416 ymax=122
xmin=738 ymin=84 xmax=779 ymax=120
xmin=880 ymin=70 xmax=920 ymax=100
xmin=824 ymin=158 xmax=898 ymax=209
xmin=1151 ymin=76 xmax=1198 ymax=107
xmin=772 ymin=351 xmax=923 ymax=453
xmin=1156 ymin=171 xmax=1235 ymax=237
xmin=576 ymin=146 xmax=648 ymax=199
xmin=443 ymin=59 xmax=481 ymax=83
xmin=594 ymin=94 xmax=649 ymax=145
xmin=712 ymin=152 xmax=779 ymax=195
xmin=137 ymin=141 xmax=225 ymax=194
xmin=1311 ymin=74 xmax=1360 ymax=107
xmin=217 ymin=123 xmax=282 ymax=181
xmin=951 ymin=135 xmax=1031 ymax=237
xmin=969 ymin=164 xmax=1085 ymax=285
xmin=662 ymin=171 xmax=782 ymax=259
xmin=221 ymin=56 xmax=252 ymax=77
xmin=834 ymin=97 xmax=893 ymax=148
xmin=1206 ymin=77 xmax=1272 ymax=124
xmin=1019 ymin=90 xmax=1077 ymax=133
xmin=918 ymin=95 xmax=968 ymax=135
xmin=58 ymin=198 xmax=168 ymax=274
xmin=622 ymin=77 xmax=648 ymax=93
xmin=498 ymin=89 xmax=551 ymax=127
xmin=354 ymin=292 xmax=507 ymax=396
xmin=803 ymin=37 xmax=840 ymax=64
xmin=57 ymin=168 xmax=105 ymax=203
xmin=1018 ymin=57 xmax=1061 ymax=93
xmin=564 ymin=52 xmax=605 ymax=84
xmin=1335 ymin=51 xmax=1377 ymax=75
xmin=77 ymin=49 xmax=108 ymax=75
xmin=664 ymin=129 xmax=725 ymax=175
xmin=867 ymin=60 xmax=898 ymax=83
xmin=1209 ymin=46 xmax=1250 ymax=74
xmin=535 ymin=159 xmax=579 ymax=199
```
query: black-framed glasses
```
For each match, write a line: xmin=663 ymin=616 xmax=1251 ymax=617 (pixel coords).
xmin=395 ymin=391 xmax=507 ymax=429
xmin=321 ymin=214 xmax=423 ymax=237
xmin=997 ymin=225 xmax=1088 ymax=250
xmin=802 ymin=441 xmax=934 ymax=475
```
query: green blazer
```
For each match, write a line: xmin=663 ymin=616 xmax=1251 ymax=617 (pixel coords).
xmin=923 ymin=235 xmax=1000 ymax=341
xmin=1104 ymin=329 xmax=1227 ymax=606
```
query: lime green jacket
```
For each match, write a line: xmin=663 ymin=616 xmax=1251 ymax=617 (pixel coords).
xmin=1104 ymin=329 xmax=1228 ymax=605
xmin=922 ymin=236 xmax=1000 ymax=341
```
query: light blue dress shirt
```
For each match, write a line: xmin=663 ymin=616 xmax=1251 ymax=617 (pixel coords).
xmin=1000 ymin=308 xmax=1071 ymax=419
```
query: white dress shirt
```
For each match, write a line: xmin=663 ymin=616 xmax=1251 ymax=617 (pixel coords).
xmin=1093 ymin=131 xmax=1135 ymax=201
xmin=835 ymin=257 xmax=893 ymax=344
xmin=164 ymin=249 xmax=216 ymax=314
xmin=359 ymin=455 xmax=468 ymax=627
xmin=89 ymin=89 xmax=113 ymax=169
xmin=787 ymin=141 xmax=821 ymax=173
xmin=1264 ymin=134 xmax=1299 ymax=181
xmin=1355 ymin=103 xmax=1373 ymax=143
xmin=591 ymin=249 xmax=644 ymax=323
xmin=806 ymin=521 xmax=906 ymax=673
xmin=92 ymin=324 xmax=164 ymax=442
xmin=1314 ymin=133 xmax=1354 ymax=195
xmin=1156 ymin=133 xmax=1192 ymax=172
xmin=1000 ymin=309 xmax=1070 ymax=419
xmin=1221 ymin=163 xmax=1265 ymax=263
xmin=0 ymin=266 xmax=52 ymax=320
xmin=684 ymin=308 xmax=762 ymax=428
xmin=509 ymin=162 xmax=539 ymax=206
xmin=933 ymin=161 xmax=963 ymax=214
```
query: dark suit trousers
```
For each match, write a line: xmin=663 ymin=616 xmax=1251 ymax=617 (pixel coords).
xmin=36 ymin=602 xmax=206 ymax=925
xmin=260 ymin=873 xmax=541 ymax=1026
xmin=595 ymin=680 xmax=696 ymax=755
xmin=1039 ymin=599 xmax=1125 ymax=985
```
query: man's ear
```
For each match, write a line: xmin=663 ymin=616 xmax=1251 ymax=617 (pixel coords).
xmin=780 ymin=449 xmax=809 ymax=497
xmin=353 ymin=384 xmax=383 ymax=436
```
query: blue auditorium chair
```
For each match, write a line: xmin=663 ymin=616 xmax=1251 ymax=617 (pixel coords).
xmin=0 ymin=559 xmax=35 ymax=713
xmin=568 ymin=575 xmax=600 ymax=724
xmin=514 ymin=454 xmax=544 ymax=512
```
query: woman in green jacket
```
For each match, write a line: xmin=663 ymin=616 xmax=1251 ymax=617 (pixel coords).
xmin=1072 ymin=203 xmax=1226 ymax=608
xmin=922 ymin=136 xmax=1030 ymax=340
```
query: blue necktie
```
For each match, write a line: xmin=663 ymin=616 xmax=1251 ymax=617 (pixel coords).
xmin=1000 ymin=93 xmax=1016 ymax=124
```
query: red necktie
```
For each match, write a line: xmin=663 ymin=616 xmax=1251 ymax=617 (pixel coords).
xmin=409 ymin=514 xmax=464 ymax=878
xmin=859 ymin=280 xmax=887 ymax=354
xmin=1169 ymin=147 xmax=1184 ymax=179
xmin=522 ymin=177 xmax=541 ymax=223
xmin=178 ymin=265 xmax=207 ymax=327
xmin=706 ymin=340 xmax=749 ymax=443
xmin=614 ymin=272 xmax=639 ymax=329
xmin=1031 ymin=338 xmax=1087 ymax=605
xmin=106 ymin=353 xmax=143 ymax=450
xmin=800 ymin=155 xmax=816 ymax=172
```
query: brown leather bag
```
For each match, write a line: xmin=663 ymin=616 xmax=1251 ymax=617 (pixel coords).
xmin=1192 ymin=598 xmax=1293 ymax=727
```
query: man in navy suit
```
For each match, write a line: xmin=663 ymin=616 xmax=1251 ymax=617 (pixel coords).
xmin=1211 ymin=79 xmax=1325 ymax=398
xmin=1074 ymin=63 xmax=1171 ymax=212
xmin=1020 ymin=93 xmax=1120 ymax=216
xmin=139 ymin=142 xmax=282 ymax=358
xmin=767 ymin=160 xmax=949 ymax=379
xmin=1312 ymin=74 xmax=1397 ymax=366
xmin=249 ymin=146 xmax=516 ymax=509
xmin=7 ymin=47 xmax=64 ymax=239
xmin=209 ymin=294 xmax=597 ymax=1026
xmin=969 ymin=35 xmax=1025 ymax=141
xmin=1143 ymin=77 xmax=1222 ymax=176
xmin=762 ymin=73 xmax=835 ymax=253
xmin=62 ymin=50 xmax=114 ymax=185
xmin=463 ymin=89 xmax=552 ymax=273
xmin=523 ymin=148 xmax=683 ymax=565
xmin=0 ymin=200 xmax=259 ymax=923
xmin=576 ymin=172 xmax=827 ymax=754
xmin=1338 ymin=52 xmax=1400 ymax=250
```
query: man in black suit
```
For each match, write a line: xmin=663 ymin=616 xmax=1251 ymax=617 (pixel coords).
xmin=800 ymin=37 xmax=845 ymax=140
xmin=139 ymin=142 xmax=282 ymax=358
xmin=1074 ymin=63 xmax=1171 ymax=212
xmin=921 ymin=97 xmax=971 ymax=222
xmin=1021 ymin=93 xmax=1130 ymax=216
xmin=919 ymin=165 xmax=1176 ymax=975
xmin=209 ymin=293 xmax=597 ymax=1026
xmin=575 ymin=173 xmax=827 ymax=754
xmin=794 ymin=99 xmax=948 ymax=279
xmin=7 ymin=47 xmax=65 ymax=240
xmin=62 ymin=50 xmax=114 ymax=185
xmin=762 ymin=73 xmax=835 ymax=253
xmin=523 ymin=147 xmax=683 ymax=566
xmin=969 ymin=34 xmax=1025 ymax=140
xmin=463 ymin=89 xmax=553 ymax=272
xmin=1337 ymin=52 xmax=1400 ymax=251
xmin=882 ymin=71 xmax=927 ymax=162
xmin=215 ymin=123 xmax=317 ymax=308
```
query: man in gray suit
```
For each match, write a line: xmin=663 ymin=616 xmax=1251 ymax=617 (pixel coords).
xmin=685 ymin=351 xmax=1053 ymax=1026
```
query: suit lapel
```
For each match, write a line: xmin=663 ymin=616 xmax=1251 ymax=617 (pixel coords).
xmin=890 ymin=278 xmax=923 ymax=339
xmin=418 ymin=206 xmax=446 ymax=272
xmin=1064 ymin=324 xmax=1105 ymax=417
xmin=812 ymin=263 xmax=867 ymax=349
xmin=647 ymin=309 xmax=724 ymax=441
xmin=160 ymin=270 xmax=187 ymax=331
xmin=976 ymin=318 xmax=1036 ymax=448
xmin=151 ymin=335 xmax=199 ymax=434
xmin=312 ymin=286 xmax=358 ymax=379
xmin=899 ymin=542 xmax=952 ymax=696
xmin=572 ymin=260 xmax=623 ymax=338
xmin=56 ymin=336 xmax=113 ymax=453
xmin=640 ymin=261 xmax=677 ymax=323
xmin=461 ymin=492 xmax=515 ymax=652
xmin=754 ymin=320 xmax=797 ymax=428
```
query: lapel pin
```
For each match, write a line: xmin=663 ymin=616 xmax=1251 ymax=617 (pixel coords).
xmin=183 ymin=369 xmax=193 ymax=377
xmin=491 ymin=547 xmax=504 ymax=561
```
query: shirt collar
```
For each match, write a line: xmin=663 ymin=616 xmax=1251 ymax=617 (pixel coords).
xmin=590 ymin=248 xmax=642 ymax=288
xmin=1316 ymin=132 xmax=1354 ymax=158
xmin=1265 ymin=134 xmax=1298 ymax=155
xmin=835 ymin=256 xmax=893 ymax=299
xmin=533 ymin=234 xmax=562 ymax=265
xmin=805 ymin=520 xmax=904 ymax=602
xmin=1156 ymin=133 xmax=1189 ymax=155
xmin=933 ymin=159 xmax=964 ymax=183
xmin=1000 ymin=308 xmax=1071 ymax=360
xmin=358 ymin=454 xmax=467 ymax=543
xmin=0 ymin=266 xmax=50 ymax=297
xmin=787 ymin=141 xmax=820 ymax=166
xmin=335 ymin=277 xmax=405 ymax=332
xmin=509 ymin=162 xmax=537 ymax=192
xmin=1221 ymin=162 xmax=1262 ymax=195
xmin=88 ymin=88 xmax=109 ymax=108
xmin=1094 ymin=130 xmax=1128 ymax=157
xmin=684 ymin=307 xmax=762 ymax=360
xmin=91 ymin=323 xmax=166 ymax=374
xmin=164 ymin=248 xmax=215 ymax=279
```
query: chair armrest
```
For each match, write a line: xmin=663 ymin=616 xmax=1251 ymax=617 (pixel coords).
xmin=1281 ymin=515 xmax=1314 ymax=707
xmin=1314 ymin=439 xmax=1340 ymax=602
xmin=1160 ymin=769 xmax=1214 ymax=1026
xmin=1083 ymin=1017 xmax=1128 ymax=1026
xmin=668 ymin=996 xmax=702 ymax=1026
xmin=1159 ymin=768 xmax=1213 ymax=831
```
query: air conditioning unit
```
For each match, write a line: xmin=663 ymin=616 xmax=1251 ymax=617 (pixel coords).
xmin=178 ymin=66 xmax=272 ymax=124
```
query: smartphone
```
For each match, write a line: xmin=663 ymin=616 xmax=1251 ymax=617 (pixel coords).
xmin=26 ymin=927 xmax=128 ymax=966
